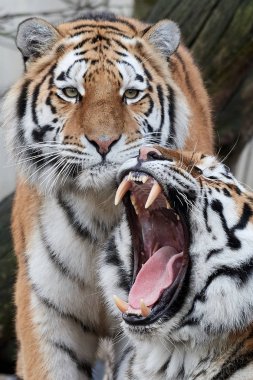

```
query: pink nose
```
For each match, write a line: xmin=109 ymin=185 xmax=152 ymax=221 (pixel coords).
xmin=89 ymin=135 xmax=119 ymax=155
xmin=139 ymin=146 xmax=162 ymax=161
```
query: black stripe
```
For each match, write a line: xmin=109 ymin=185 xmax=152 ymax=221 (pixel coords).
xmin=167 ymin=85 xmax=176 ymax=146
xmin=206 ymin=248 xmax=223 ymax=261
xmin=174 ymin=51 xmax=196 ymax=99
xmin=117 ymin=59 xmax=135 ymax=71
xmin=58 ymin=194 xmax=98 ymax=244
xmin=114 ymin=50 xmax=127 ymax=57
xmin=184 ymin=257 xmax=253 ymax=325
xmin=134 ymin=55 xmax=153 ymax=81
xmin=52 ymin=341 xmax=92 ymax=377
xmin=157 ymin=85 xmax=165 ymax=134
xmin=32 ymin=283 xmax=96 ymax=334
xmin=135 ymin=74 xmax=144 ymax=82
xmin=126 ymin=351 xmax=134 ymax=380
xmin=56 ymin=71 xmax=65 ymax=81
xmin=73 ymin=23 xmax=122 ymax=32
xmin=203 ymin=196 xmax=212 ymax=233
xmin=105 ymin=235 xmax=131 ymax=293
xmin=211 ymin=200 xmax=252 ymax=250
xmin=39 ymin=221 xmax=86 ymax=287
xmin=31 ymin=65 xmax=55 ymax=126
xmin=66 ymin=59 xmax=86 ymax=78
xmin=113 ymin=345 xmax=133 ymax=379
xmin=111 ymin=38 xmax=128 ymax=51
xmin=17 ymin=79 xmax=31 ymax=119
xmin=212 ymin=351 xmax=253 ymax=380
xmin=116 ymin=18 xmax=136 ymax=32
xmin=143 ymin=95 xmax=154 ymax=117
xmin=32 ymin=124 xmax=54 ymax=143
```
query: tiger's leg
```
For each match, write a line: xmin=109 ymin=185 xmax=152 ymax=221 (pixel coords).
xmin=16 ymin=253 xmax=102 ymax=380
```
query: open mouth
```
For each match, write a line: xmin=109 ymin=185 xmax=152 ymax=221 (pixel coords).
xmin=113 ymin=170 xmax=190 ymax=326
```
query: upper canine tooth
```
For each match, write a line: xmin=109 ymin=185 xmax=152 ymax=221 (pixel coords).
xmin=113 ymin=295 xmax=128 ymax=313
xmin=127 ymin=172 xmax=134 ymax=181
xmin=145 ymin=182 xmax=162 ymax=209
xmin=140 ymin=299 xmax=151 ymax=317
xmin=115 ymin=179 xmax=132 ymax=205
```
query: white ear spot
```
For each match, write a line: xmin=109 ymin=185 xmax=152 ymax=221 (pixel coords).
xmin=142 ymin=20 xmax=181 ymax=57
xmin=16 ymin=17 xmax=60 ymax=60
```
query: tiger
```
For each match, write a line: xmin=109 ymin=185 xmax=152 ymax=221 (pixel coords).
xmin=99 ymin=145 xmax=253 ymax=379
xmin=2 ymin=11 xmax=213 ymax=380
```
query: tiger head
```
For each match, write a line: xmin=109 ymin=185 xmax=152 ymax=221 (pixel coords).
xmin=101 ymin=146 xmax=253 ymax=345
xmin=3 ymin=12 xmax=192 ymax=194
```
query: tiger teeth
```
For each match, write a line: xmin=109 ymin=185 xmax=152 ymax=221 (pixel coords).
xmin=114 ymin=179 xmax=132 ymax=205
xmin=115 ymin=172 xmax=149 ymax=206
xmin=145 ymin=182 xmax=162 ymax=209
xmin=140 ymin=299 xmax=151 ymax=317
xmin=113 ymin=295 xmax=128 ymax=313
xmin=127 ymin=172 xmax=148 ymax=183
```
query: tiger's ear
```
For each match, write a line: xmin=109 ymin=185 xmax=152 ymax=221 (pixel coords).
xmin=141 ymin=20 xmax=180 ymax=57
xmin=16 ymin=17 xmax=60 ymax=62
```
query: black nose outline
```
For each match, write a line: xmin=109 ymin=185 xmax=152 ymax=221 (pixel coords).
xmin=86 ymin=135 xmax=121 ymax=159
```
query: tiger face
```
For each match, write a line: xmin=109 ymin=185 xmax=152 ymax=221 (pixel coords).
xmin=4 ymin=13 xmax=192 ymax=193
xmin=101 ymin=146 xmax=253 ymax=345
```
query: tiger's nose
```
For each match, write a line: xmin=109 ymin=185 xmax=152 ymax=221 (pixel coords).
xmin=139 ymin=146 xmax=162 ymax=161
xmin=88 ymin=135 xmax=120 ymax=155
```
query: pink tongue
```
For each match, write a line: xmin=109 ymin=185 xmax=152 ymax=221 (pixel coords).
xmin=128 ymin=247 xmax=183 ymax=309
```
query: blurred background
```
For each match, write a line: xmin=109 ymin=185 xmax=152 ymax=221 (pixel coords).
xmin=0 ymin=0 xmax=253 ymax=377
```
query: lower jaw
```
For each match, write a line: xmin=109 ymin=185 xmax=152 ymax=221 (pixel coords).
xmin=121 ymin=255 xmax=190 ymax=329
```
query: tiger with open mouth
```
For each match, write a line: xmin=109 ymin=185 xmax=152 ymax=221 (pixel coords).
xmin=100 ymin=146 xmax=253 ymax=379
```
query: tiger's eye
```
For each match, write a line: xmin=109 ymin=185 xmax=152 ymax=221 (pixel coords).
xmin=124 ymin=89 xmax=140 ymax=100
xmin=62 ymin=87 xmax=79 ymax=98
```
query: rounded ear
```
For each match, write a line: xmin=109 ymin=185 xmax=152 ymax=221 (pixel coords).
xmin=16 ymin=17 xmax=60 ymax=61
xmin=141 ymin=20 xmax=180 ymax=57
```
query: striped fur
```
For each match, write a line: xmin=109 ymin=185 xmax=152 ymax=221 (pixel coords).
xmin=100 ymin=148 xmax=253 ymax=379
xmin=3 ymin=11 xmax=213 ymax=379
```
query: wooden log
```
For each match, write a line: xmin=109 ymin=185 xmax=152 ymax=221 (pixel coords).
xmin=146 ymin=0 xmax=253 ymax=164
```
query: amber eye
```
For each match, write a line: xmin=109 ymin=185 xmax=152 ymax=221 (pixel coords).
xmin=124 ymin=89 xmax=140 ymax=100
xmin=62 ymin=87 xmax=79 ymax=98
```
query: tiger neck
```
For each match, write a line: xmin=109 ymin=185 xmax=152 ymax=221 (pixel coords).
xmin=133 ymin=328 xmax=253 ymax=379
xmin=58 ymin=185 xmax=122 ymax=231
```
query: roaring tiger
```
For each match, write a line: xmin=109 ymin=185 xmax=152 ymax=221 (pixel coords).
xmin=100 ymin=146 xmax=253 ymax=379
xmin=3 ymin=11 xmax=213 ymax=379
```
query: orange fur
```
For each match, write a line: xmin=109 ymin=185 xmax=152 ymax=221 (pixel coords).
xmin=10 ymin=14 xmax=214 ymax=378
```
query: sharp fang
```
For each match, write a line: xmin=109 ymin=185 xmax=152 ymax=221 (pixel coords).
xmin=145 ymin=182 xmax=162 ymax=209
xmin=113 ymin=295 xmax=128 ymax=313
xmin=176 ymin=214 xmax=180 ymax=221
xmin=115 ymin=179 xmax=132 ymax=205
xmin=140 ymin=299 xmax=151 ymax=317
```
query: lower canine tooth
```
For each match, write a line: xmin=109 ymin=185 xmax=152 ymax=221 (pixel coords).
xmin=145 ymin=182 xmax=162 ymax=209
xmin=115 ymin=179 xmax=132 ymax=205
xmin=166 ymin=200 xmax=171 ymax=209
xmin=140 ymin=299 xmax=151 ymax=317
xmin=113 ymin=295 xmax=128 ymax=313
